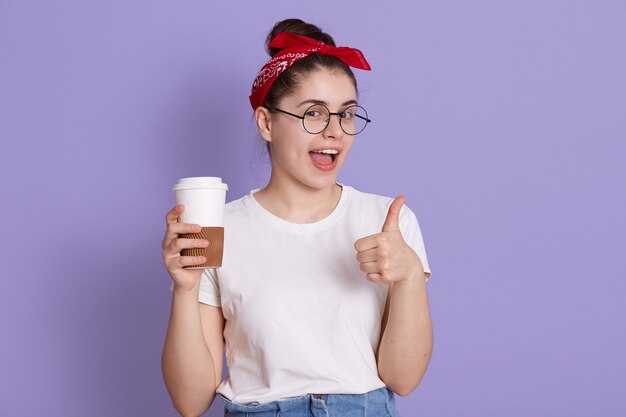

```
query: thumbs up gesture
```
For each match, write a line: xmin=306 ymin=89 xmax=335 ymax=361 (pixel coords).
xmin=354 ymin=196 xmax=425 ymax=284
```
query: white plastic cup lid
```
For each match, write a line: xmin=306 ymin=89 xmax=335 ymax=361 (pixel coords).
xmin=172 ymin=177 xmax=229 ymax=192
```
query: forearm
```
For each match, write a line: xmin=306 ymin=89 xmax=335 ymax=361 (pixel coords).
xmin=162 ymin=282 xmax=217 ymax=416
xmin=377 ymin=273 xmax=433 ymax=396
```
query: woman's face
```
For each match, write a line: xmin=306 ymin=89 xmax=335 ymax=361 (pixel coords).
xmin=265 ymin=67 xmax=358 ymax=191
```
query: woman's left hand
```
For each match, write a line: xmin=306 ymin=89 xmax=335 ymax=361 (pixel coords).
xmin=354 ymin=196 xmax=425 ymax=284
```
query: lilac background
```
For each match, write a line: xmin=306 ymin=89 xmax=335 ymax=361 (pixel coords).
xmin=1 ymin=1 xmax=625 ymax=416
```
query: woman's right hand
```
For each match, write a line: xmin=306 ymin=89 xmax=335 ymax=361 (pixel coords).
xmin=162 ymin=204 xmax=210 ymax=291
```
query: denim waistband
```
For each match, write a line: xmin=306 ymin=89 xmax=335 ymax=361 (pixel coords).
xmin=221 ymin=386 xmax=401 ymax=417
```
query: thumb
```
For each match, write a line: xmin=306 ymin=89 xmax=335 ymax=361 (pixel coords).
xmin=382 ymin=196 xmax=405 ymax=232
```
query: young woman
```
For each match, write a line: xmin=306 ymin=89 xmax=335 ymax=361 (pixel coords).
xmin=161 ymin=18 xmax=433 ymax=417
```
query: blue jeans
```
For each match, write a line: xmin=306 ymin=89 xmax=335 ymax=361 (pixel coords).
xmin=221 ymin=386 xmax=401 ymax=417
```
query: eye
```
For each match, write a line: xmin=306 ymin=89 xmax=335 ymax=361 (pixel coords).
xmin=340 ymin=109 xmax=355 ymax=120
xmin=305 ymin=110 xmax=322 ymax=118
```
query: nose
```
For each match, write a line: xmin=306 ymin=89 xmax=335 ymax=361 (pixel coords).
xmin=322 ymin=113 xmax=344 ymax=138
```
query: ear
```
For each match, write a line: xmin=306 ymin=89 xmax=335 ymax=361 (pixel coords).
xmin=254 ymin=106 xmax=273 ymax=143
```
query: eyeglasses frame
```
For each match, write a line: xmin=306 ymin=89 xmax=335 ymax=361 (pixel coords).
xmin=265 ymin=103 xmax=371 ymax=135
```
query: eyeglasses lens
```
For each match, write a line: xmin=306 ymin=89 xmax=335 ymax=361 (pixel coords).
xmin=302 ymin=105 xmax=368 ymax=135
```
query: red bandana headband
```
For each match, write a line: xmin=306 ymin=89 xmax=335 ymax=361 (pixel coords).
xmin=249 ymin=32 xmax=372 ymax=110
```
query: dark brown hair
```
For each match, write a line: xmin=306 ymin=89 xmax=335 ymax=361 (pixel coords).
xmin=262 ymin=18 xmax=359 ymax=109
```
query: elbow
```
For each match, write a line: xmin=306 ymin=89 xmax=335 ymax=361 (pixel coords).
xmin=379 ymin=368 xmax=424 ymax=397
xmin=393 ymin=388 xmax=412 ymax=397
xmin=386 ymin=379 xmax=421 ymax=397
xmin=161 ymin=360 xmax=217 ymax=416
xmin=381 ymin=369 xmax=425 ymax=397
xmin=164 ymin=381 xmax=215 ymax=417
xmin=172 ymin=399 xmax=212 ymax=417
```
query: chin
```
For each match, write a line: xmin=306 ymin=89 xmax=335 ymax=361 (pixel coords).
xmin=304 ymin=175 xmax=339 ymax=190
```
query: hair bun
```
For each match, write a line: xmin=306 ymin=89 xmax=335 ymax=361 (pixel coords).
xmin=265 ymin=18 xmax=336 ymax=57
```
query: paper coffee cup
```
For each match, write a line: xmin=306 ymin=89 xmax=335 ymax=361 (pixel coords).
xmin=172 ymin=177 xmax=228 ymax=269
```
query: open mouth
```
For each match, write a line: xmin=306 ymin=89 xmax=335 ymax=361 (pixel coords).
xmin=309 ymin=149 xmax=339 ymax=164
xmin=309 ymin=148 xmax=340 ymax=171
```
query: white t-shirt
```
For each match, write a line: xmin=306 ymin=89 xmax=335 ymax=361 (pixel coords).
xmin=171 ymin=183 xmax=431 ymax=404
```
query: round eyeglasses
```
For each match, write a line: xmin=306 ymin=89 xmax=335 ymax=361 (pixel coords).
xmin=267 ymin=104 xmax=371 ymax=135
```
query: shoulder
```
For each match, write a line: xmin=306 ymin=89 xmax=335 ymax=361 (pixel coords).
xmin=348 ymin=187 xmax=417 ymax=229
xmin=223 ymin=191 xmax=255 ymax=224
xmin=225 ymin=194 xmax=247 ymax=210
xmin=345 ymin=185 xmax=392 ymax=210
xmin=345 ymin=185 xmax=416 ymax=220
xmin=224 ymin=189 xmax=256 ymax=211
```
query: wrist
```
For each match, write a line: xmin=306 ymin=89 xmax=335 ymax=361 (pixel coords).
xmin=172 ymin=281 xmax=200 ymax=296
xmin=395 ymin=270 xmax=427 ymax=289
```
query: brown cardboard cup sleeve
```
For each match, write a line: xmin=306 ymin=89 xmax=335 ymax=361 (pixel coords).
xmin=180 ymin=227 xmax=224 ymax=268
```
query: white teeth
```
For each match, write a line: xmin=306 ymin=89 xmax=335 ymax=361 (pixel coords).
xmin=312 ymin=149 xmax=339 ymax=154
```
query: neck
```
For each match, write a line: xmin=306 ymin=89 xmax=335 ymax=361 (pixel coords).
xmin=253 ymin=175 xmax=343 ymax=224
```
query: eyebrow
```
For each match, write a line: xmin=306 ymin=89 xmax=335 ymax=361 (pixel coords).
xmin=297 ymin=99 xmax=358 ymax=107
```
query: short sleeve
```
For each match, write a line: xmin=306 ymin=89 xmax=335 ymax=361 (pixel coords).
xmin=168 ymin=268 xmax=222 ymax=306
xmin=398 ymin=205 xmax=432 ymax=282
